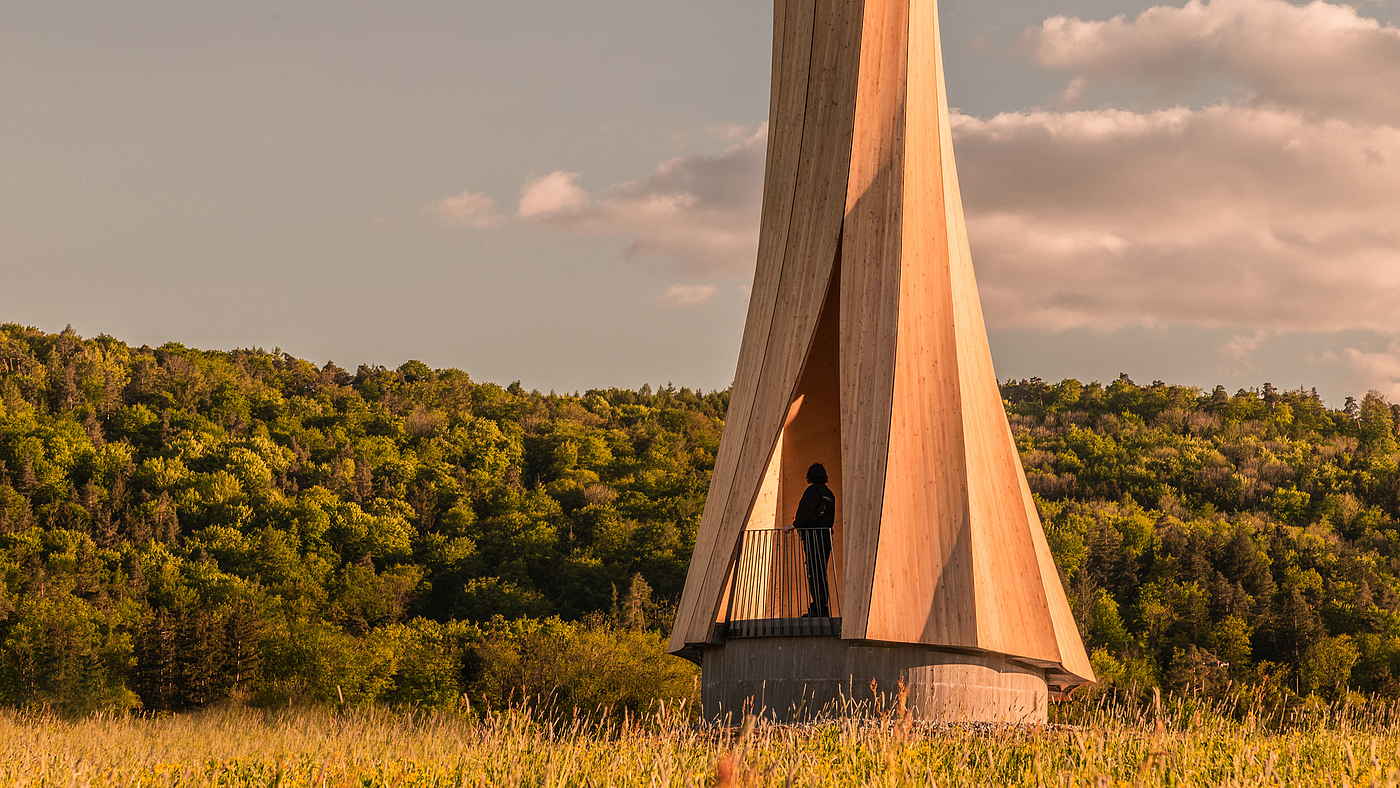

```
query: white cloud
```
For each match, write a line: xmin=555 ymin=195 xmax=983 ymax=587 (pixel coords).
xmin=1343 ymin=342 xmax=1400 ymax=399
xmin=1220 ymin=331 xmax=1268 ymax=371
xmin=949 ymin=1 xmax=1400 ymax=333
xmin=508 ymin=2 xmax=1400 ymax=336
xmin=955 ymin=105 xmax=1400 ymax=332
xmin=1022 ymin=0 xmax=1400 ymax=125
xmin=518 ymin=171 xmax=588 ymax=219
xmin=707 ymin=123 xmax=751 ymax=141
xmin=429 ymin=189 xmax=504 ymax=229
xmin=516 ymin=127 xmax=766 ymax=277
xmin=652 ymin=283 xmax=719 ymax=308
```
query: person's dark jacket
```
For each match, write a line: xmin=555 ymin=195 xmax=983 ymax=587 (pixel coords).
xmin=792 ymin=483 xmax=835 ymax=530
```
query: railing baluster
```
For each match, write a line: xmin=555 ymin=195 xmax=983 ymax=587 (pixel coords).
xmin=741 ymin=533 xmax=753 ymax=635
xmin=722 ymin=527 xmax=840 ymax=640
xmin=779 ymin=530 xmax=787 ymax=630
xmin=806 ymin=529 xmax=817 ymax=635
xmin=787 ymin=530 xmax=795 ymax=635
xmin=762 ymin=529 xmax=770 ymax=626
xmin=746 ymin=533 xmax=756 ymax=635
xmin=789 ymin=530 xmax=797 ymax=633
xmin=773 ymin=530 xmax=780 ymax=635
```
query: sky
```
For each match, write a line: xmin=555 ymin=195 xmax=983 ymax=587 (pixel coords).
xmin=4 ymin=0 xmax=1400 ymax=405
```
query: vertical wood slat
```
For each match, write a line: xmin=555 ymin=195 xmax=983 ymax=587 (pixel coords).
xmin=862 ymin=0 xmax=976 ymax=647
xmin=669 ymin=0 xmax=818 ymax=651
xmin=671 ymin=0 xmax=1094 ymax=689
xmin=670 ymin=0 xmax=865 ymax=650
xmin=930 ymin=0 xmax=1058 ymax=663
xmin=838 ymin=0 xmax=910 ymax=640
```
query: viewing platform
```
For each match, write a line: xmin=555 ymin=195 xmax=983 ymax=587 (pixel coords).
xmin=721 ymin=528 xmax=841 ymax=639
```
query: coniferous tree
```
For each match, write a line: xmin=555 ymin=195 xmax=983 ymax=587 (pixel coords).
xmin=177 ymin=608 xmax=230 ymax=708
xmin=10 ymin=323 xmax=1400 ymax=711
xmin=132 ymin=609 xmax=179 ymax=711
xmin=224 ymin=600 xmax=263 ymax=692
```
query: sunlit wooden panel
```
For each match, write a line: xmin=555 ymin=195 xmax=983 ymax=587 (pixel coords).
xmin=669 ymin=0 xmax=862 ymax=650
xmin=672 ymin=0 xmax=1094 ymax=689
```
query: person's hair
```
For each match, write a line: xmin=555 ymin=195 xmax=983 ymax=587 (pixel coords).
xmin=806 ymin=463 xmax=828 ymax=484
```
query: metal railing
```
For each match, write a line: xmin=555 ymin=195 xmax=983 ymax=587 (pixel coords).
xmin=723 ymin=528 xmax=841 ymax=638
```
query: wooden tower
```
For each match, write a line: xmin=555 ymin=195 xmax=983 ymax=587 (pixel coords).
xmin=668 ymin=0 xmax=1095 ymax=722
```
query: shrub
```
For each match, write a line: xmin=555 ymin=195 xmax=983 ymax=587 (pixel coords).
xmin=465 ymin=616 xmax=698 ymax=717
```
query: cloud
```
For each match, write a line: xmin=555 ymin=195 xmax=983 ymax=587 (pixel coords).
xmin=1022 ymin=0 xmax=1400 ymax=125
xmin=1342 ymin=341 xmax=1400 ymax=399
xmin=507 ymin=2 xmax=1400 ymax=336
xmin=516 ymin=127 xmax=767 ymax=277
xmin=707 ymin=123 xmax=751 ymax=141
xmin=652 ymin=283 xmax=719 ymax=308
xmin=955 ymin=105 xmax=1400 ymax=332
xmin=518 ymin=171 xmax=588 ymax=219
xmin=430 ymin=189 xmax=504 ymax=229
xmin=1219 ymin=331 xmax=1267 ymax=371
xmin=954 ymin=1 xmax=1400 ymax=333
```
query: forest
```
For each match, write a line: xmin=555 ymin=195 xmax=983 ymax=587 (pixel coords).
xmin=2 ymin=323 xmax=1399 ymax=716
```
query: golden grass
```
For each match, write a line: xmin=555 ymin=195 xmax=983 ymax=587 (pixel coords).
xmin=7 ymin=701 xmax=1400 ymax=786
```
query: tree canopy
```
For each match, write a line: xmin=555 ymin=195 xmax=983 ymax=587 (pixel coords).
xmin=0 ymin=324 xmax=718 ymax=713
xmin=3 ymin=325 xmax=1400 ymax=714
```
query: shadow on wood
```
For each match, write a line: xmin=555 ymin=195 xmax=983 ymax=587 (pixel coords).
xmin=670 ymin=0 xmax=1095 ymax=723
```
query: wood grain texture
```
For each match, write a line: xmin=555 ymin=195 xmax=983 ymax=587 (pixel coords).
xmin=668 ymin=0 xmax=813 ymax=651
xmin=925 ymin=0 xmax=1057 ymax=663
xmin=670 ymin=0 xmax=863 ymax=650
xmin=858 ymin=0 xmax=1089 ymax=683
xmin=780 ymin=261 xmax=844 ymax=605
xmin=671 ymin=0 xmax=1094 ymax=688
xmin=837 ymin=0 xmax=909 ymax=641
xmin=859 ymin=0 xmax=977 ymax=650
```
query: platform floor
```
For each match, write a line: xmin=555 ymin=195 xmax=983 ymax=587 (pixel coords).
xmin=724 ymin=616 xmax=841 ymax=638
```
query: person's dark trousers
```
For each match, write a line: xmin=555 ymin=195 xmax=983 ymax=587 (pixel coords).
xmin=799 ymin=528 xmax=832 ymax=617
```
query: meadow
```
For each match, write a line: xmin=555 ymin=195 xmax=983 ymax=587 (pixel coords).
xmin=9 ymin=699 xmax=1400 ymax=787
xmin=12 ymin=328 xmax=1400 ymax=785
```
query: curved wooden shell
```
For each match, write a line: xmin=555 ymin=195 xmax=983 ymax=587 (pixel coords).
xmin=669 ymin=0 xmax=1094 ymax=690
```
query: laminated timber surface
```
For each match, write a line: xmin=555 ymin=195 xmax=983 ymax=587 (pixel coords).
xmin=670 ymin=0 xmax=863 ymax=652
xmin=778 ymin=264 xmax=845 ymax=597
xmin=837 ymin=0 xmax=909 ymax=645
xmin=669 ymin=0 xmax=1094 ymax=691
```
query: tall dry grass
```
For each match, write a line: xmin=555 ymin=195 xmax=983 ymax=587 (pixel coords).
xmin=7 ymin=697 xmax=1400 ymax=786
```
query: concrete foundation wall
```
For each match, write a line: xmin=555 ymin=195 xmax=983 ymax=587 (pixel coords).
xmin=701 ymin=637 xmax=1048 ymax=724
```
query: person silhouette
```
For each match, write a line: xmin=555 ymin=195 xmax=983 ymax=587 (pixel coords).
xmin=784 ymin=462 xmax=835 ymax=617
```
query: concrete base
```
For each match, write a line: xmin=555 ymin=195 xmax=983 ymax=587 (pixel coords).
xmin=700 ymin=637 xmax=1048 ymax=724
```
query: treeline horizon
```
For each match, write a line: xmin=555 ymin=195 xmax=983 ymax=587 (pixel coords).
xmin=3 ymin=323 xmax=1400 ymax=716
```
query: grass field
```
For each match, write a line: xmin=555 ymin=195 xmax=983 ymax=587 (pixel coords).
xmin=7 ymin=700 xmax=1400 ymax=787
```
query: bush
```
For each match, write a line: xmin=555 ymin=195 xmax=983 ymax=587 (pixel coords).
xmin=466 ymin=616 xmax=698 ymax=717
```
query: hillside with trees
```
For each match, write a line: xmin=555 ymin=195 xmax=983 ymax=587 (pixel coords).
xmin=1005 ymin=376 xmax=1400 ymax=705
xmin=2 ymin=324 xmax=1400 ymax=715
